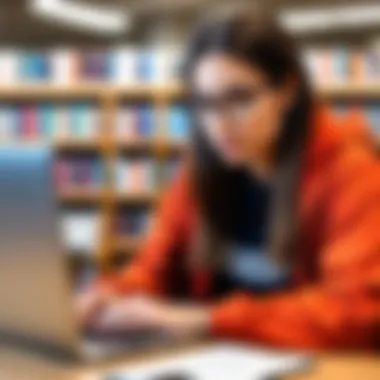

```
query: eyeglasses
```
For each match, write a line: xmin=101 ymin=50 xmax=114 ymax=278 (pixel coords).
xmin=190 ymin=85 xmax=270 ymax=125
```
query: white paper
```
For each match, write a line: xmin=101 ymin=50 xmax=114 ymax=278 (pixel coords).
xmin=104 ymin=343 xmax=310 ymax=380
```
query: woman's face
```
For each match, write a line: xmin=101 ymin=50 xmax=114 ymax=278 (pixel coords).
xmin=191 ymin=52 xmax=296 ymax=166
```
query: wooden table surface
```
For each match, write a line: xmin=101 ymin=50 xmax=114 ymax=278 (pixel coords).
xmin=0 ymin=343 xmax=378 ymax=380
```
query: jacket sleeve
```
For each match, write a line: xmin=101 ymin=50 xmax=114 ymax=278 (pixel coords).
xmin=210 ymin=146 xmax=380 ymax=349
xmin=99 ymin=167 xmax=194 ymax=296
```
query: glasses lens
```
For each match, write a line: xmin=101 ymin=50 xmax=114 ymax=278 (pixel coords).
xmin=191 ymin=85 xmax=265 ymax=124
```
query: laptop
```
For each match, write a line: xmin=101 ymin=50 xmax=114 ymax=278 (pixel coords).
xmin=0 ymin=145 xmax=172 ymax=362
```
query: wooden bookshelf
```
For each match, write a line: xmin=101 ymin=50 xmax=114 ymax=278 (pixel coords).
xmin=114 ymin=82 xmax=186 ymax=99
xmin=0 ymin=82 xmax=186 ymax=100
xmin=117 ymin=192 xmax=158 ymax=204
xmin=54 ymin=139 xmax=104 ymax=151
xmin=116 ymin=139 xmax=187 ymax=153
xmin=59 ymin=189 xmax=157 ymax=207
xmin=2 ymin=83 xmax=380 ymax=102
xmin=0 ymin=84 xmax=107 ymax=99
xmin=116 ymin=138 xmax=155 ymax=151
xmin=1 ymin=83 xmax=380 ymax=100
xmin=317 ymin=83 xmax=380 ymax=99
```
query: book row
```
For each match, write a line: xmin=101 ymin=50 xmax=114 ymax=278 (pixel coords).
xmin=117 ymin=103 xmax=189 ymax=141
xmin=115 ymin=159 xmax=156 ymax=193
xmin=0 ymin=47 xmax=182 ymax=85
xmin=116 ymin=207 xmax=151 ymax=237
xmin=55 ymin=157 xmax=180 ymax=192
xmin=115 ymin=158 xmax=180 ymax=193
xmin=302 ymin=43 xmax=380 ymax=86
xmin=61 ymin=208 xmax=152 ymax=253
xmin=55 ymin=158 xmax=104 ymax=191
xmin=0 ymin=103 xmax=190 ymax=142
xmin=0 ymin=103 xmax=99 ymax=141
xmin=2 ymin=45 xmax=380 ymax=87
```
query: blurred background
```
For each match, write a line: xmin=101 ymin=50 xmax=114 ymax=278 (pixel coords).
xmin=0 ymin=0 xmax=379 ymax=289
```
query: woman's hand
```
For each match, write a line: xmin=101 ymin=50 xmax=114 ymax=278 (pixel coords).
xmin=94 ymin=295 xmax=211 ymax=340
xmin=75 ymin=285 xmax=114 ymax=329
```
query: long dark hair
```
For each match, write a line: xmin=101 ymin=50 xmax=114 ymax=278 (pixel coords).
xmin=183 ymin=10 xmax=313 ymax=270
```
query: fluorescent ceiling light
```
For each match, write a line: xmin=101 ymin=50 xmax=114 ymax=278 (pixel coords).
xmin=281 ymin=4 xmax=380 ymax=34
xmin=30 ymin=0 xmax=131 ymax=35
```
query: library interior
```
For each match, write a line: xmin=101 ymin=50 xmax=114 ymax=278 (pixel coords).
xmin=0 ymin=1 xmax=379 ymax=379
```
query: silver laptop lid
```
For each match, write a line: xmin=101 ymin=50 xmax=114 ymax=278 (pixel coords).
xmin=0 ymin=144 xmax=80 ymax=354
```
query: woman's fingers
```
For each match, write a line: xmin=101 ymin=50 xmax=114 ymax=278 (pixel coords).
xmin=76 ymin=287 xmax=113 ymax=328
xmin=76 ymin=290 xmax=98 ymax=326
xmin=91 ymin=296 xmax=162 ymax=331
xmin=81 ymin=295 xmax=210 ymax=341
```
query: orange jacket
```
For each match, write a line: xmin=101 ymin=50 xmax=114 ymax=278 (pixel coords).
xmin=342 ymin=107 xmax=379 ymax=150
xmin=104 ymin=105 xmax=380 ymax=350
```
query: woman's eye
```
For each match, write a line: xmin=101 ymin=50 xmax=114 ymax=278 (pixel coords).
xmin=190 ymin=86 xmax=261 ymax=114
xmin=226 ymin=87 xmax=256 ymax=104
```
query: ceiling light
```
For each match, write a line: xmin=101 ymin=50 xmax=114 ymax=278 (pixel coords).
xmin=30 ymin=0 xmax=131 ymax=36
xmin=281 ymin=4 xmax=380 ymax=34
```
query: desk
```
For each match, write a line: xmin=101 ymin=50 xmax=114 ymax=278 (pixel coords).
xmin=0 ymin=344 xmax=378 ymax=380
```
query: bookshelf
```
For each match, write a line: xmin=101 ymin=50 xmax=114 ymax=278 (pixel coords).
xmin=2 ymin=82 xmax=380 ymax=101
xmin=3 ymin=82 xmax=380 ymax=100
xmin=0 ymin=83 xmax=186 ymax=100
xmin=318 ymin=84 xmax=380 ymax=99
xmin=0 ymin=80 xmax=186 ymax=272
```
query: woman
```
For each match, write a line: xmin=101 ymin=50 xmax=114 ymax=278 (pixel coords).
xmin=78 ymin=11 xmax=380 ymax=349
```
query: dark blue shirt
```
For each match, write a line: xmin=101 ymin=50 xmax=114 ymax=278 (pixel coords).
xmin=215 ymin=173 xmax=289 ymax=296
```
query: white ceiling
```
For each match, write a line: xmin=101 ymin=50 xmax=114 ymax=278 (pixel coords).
xmin=0 ymin=0 xmax=379 ymax=46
